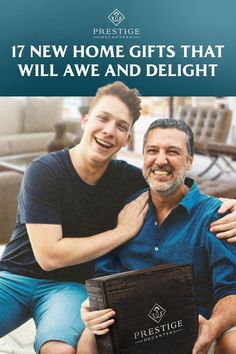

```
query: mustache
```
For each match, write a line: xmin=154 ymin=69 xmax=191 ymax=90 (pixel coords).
xmin=149 ymin=165 xmax=173 ymax=173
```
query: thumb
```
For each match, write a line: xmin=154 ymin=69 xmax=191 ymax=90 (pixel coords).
xmin=81 ymin=298 xmax=91 ymax=311
xmin=198 ymin=314 xmax=207 ymax=327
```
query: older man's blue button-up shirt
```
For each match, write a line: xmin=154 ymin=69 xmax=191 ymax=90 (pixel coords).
xmin=95 ymin=178 xmax=236 ymax=318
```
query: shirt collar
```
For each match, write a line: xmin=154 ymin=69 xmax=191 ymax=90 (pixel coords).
xmin=178 ymin=177 xmax=202 ymax=214
xmin=147 ymin=177 xmax=202 ymax=216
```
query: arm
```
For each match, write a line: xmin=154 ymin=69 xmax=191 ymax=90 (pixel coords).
xmin=79 ymin=250 xmax=120 ymax=348
xmin=27 ymin=192 xmax=148 ymax=271
xmin=193 ymin=214 xmax=236 ymax=353
xmin=210 ymin=198 xmax=236 ymax=242
xmin=193 ymin=295 xmax=236 ymax=354
xmin=80 ymin=237 xmax=127 ymax=337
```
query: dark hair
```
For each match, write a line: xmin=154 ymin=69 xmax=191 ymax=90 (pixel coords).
xmin=143 ymin=119 xmax=194 ymax=156
xmin=89 ymin=81 xmax=142 ymax=125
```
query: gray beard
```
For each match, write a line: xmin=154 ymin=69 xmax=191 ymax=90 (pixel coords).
xmin=147 ymin=172 xmax=185 ymax=197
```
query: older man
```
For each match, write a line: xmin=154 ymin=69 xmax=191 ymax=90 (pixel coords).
xmin=82 ymin=119 xmax=236 ymax=354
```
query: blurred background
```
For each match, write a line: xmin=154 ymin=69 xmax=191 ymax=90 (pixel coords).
xmin=1 ymin=95 xmax=236 ymax=248
xmin=0 ymin=95 xmax=236 ymax=352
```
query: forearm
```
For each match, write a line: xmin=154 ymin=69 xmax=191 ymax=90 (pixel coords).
xmin=27 ymin=223 xmax=132 ymax=271
xmin=208 ymin=295 xmax=236 ymax=339
xmin=193 ymin=295 xmax=236 ymax=354
xmin=50 ymin=227 xmax=130 ymax=269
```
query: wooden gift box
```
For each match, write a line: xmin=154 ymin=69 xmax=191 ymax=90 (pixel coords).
xmin=86 ymin=264 xmax=198 ymax=354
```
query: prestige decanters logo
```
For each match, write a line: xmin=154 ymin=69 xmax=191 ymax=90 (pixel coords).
xmin=133 ymin=302 xmax=184 ymax=345
xmin=148 ymin=303 xmax=166 ymax=324
xmin=133 ymin=319 xmax=184 ymax=344
xmin=108 ymin=9 xmax=125 ymax=26
xmin=92 ymin=9 xmax=140 ymax=39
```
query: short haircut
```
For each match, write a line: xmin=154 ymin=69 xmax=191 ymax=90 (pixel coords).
xmin=89 ymin=81 xmax=142 ymax=125
xmin=143 ymin=118 xmax=195 ymax=156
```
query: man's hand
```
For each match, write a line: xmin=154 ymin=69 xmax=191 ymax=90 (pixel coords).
xmin=210 ymin=198 xmax=236 ymax=242
xmin=116 ymin=191 xmax=149 ymax=241
xmin=192 ymin=315 xmax=216 ymax=354
xmin=81 ymin=298 xmax=115 ymax=335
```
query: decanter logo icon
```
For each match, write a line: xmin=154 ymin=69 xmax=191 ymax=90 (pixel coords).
xmin=108 ymin=9 xmax=125 ymax=26
xmin=148 ymin=303 xmax=166 ymax=324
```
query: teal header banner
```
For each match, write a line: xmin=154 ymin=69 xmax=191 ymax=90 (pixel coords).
xmin=0 ymin=0 xmax=235 ymax=96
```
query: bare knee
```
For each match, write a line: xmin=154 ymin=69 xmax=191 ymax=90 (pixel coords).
xmin=77 ymin=328 xmax=98 ymax=354
xmin=40 ymin=341 xmax=76 ymax=354
xmin=216 ymin=330 xmax=236 ymax=354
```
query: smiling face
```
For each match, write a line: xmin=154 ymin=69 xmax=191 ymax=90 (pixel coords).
xmin=142 ymin=128 xmax=193 ymax=196
xmin=81 ymin=95 xmax=133 ymax=165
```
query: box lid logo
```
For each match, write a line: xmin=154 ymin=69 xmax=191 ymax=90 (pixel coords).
xmin=148 ymin=303 xmax=166 ymax=323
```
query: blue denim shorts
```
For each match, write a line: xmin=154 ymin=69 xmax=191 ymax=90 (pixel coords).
xmin=0 ymin=271 xmax=88 ymax=353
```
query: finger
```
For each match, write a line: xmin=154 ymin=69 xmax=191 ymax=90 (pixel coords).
xmin=210 ymin=213 xmax=236 ymax=227
xmin=198 ymin=314 xmax=206 ymax=323
xmin=138 ymin=191 xmax=149 ymax=198
xmin=210 ymin=221 xmax=236 ymax=233
xmin=90 ymin=318 xmax=115 ymax=331
xmin=217 ymin=199 xmax=236 ymax=213
xmin=134 ymin=200 xmax=149 ymax=217
xmin=124 ymin=191 xmax=148 ymax=208
xmin=227 ymin=235 xmax=236 ymax=243
xmin=133 ymin=191 xmax=149 ymax=204
xmin=81 ymin=298 xmax=90 ymax=308
xmin=124 ymin=199 xmax=147 ymax=216
xmin=83 ymin=309 xmax=115 ymax=321
xmin=192 ymin=339 xmax=201 ymax=354
xmin=88 ymin=311 xmax=115 ymax=326
xmin=216 ymin=229 xmax=236 ymax=239
xmin=133 ymin=193 xmax=149 ymax=210
xmin=197 ymin=317 xmax=206 ymax=336
xmin=192 ymin=345 xmax=198 ymax=354
xmin=192 ymin=339 xmax=208 ymax=354
xmin=140 ymin=204 xmax=149 ymax=220
xmin=134 ymin=194 xmax=149 ymax=209
xmin=91 ymin=328 xmax=110 ymax=336
xmin=218 ymin=198 xmax=227 ymax=202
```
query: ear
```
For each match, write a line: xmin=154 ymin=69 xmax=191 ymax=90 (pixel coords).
xmin=123 ymin=132 xmax=131 ymax=147
xmin=187 ymin=155 xmax=194 ymax=170
xmin=81 ymin=114 xmax=89 ymax=131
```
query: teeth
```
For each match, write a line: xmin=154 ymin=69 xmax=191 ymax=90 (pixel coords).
xmin=153 ymin=170 xmax=170 ymax=176
xmin=95 ymin=138 xmax=113 ymax=148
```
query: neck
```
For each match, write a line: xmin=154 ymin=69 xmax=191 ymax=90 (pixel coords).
xmin=69 ymin=145 xmax=110 ymax=185
xmin=151 ymin=183 xmax=189 ymax=224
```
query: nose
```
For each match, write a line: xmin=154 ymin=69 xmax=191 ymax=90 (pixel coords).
xmin=103 ymin=122 xmax=116 ymax=137
xmin=154 ymin=152 xmax=168 ymax=166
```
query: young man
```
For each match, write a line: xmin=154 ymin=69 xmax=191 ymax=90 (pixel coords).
xmin=81 ymin=119 xmax=236 ymax=354
xmin=0 ymin=82 xmax=148 ymax=354
xmin=0 ymin=83 xmax=235 ymax=354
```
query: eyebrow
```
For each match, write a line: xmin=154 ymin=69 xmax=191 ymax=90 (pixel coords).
xmin=99 ymin=111 xmax=131 ymax=126
xmin=145 ymin=145 xmax=182 ymax=150
xmin=99 ymin=110 xmax=111 ymax=116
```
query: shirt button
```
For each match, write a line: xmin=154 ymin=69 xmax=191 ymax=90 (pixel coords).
xmin=154 ymin=221 xmax=158 ymax=226
xmin=154 ymin=247 xmax=159 ymax=251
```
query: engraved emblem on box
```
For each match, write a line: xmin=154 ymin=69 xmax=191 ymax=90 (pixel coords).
xmin=148 ymin=303 xmax=166 ymax=324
